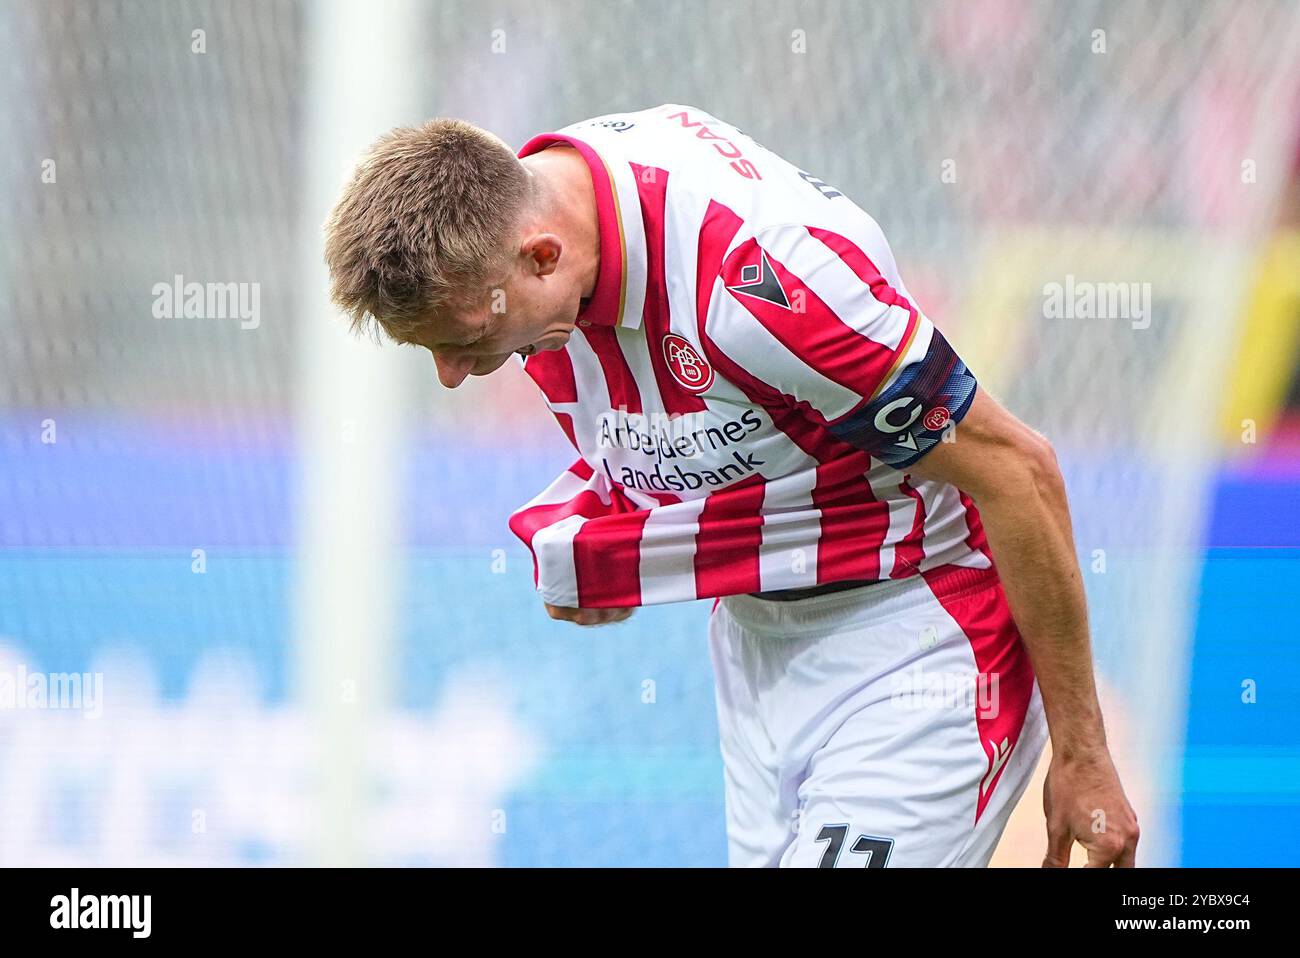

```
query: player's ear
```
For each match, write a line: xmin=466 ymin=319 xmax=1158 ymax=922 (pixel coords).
xmin=521 ymin=232 xmax=563 ymax=277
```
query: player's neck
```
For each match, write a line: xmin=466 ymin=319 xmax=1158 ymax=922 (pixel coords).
xmin=522 ymin=147 xmax=601 ymax=301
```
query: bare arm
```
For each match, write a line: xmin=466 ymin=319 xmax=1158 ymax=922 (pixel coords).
xmin=908 ymin=386 xmax=1140 ymax=867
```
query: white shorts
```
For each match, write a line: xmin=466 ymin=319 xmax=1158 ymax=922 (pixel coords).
xmin=708 ymin=564 xmax=1049 ymax=868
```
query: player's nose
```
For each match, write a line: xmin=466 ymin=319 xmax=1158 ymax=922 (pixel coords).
xmin=433 ymin=352 xmax=475 ymax=389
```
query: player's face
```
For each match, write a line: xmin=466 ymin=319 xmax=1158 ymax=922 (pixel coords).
xmin=412 ymin=257 xmax=585 ymax=389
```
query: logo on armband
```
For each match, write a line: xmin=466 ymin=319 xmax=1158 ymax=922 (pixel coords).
xmin=922 ymin=406 xmax=951 ymax=431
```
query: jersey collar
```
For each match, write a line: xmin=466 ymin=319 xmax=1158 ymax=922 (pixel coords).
xmin=517 ymin=132 xmax=646 ymax=331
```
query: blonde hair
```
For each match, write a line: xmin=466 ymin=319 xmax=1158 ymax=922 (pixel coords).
xmin=324 ymin=118 xmax=531 ymax=341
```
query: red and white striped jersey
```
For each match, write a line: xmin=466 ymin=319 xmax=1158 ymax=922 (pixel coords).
xmin=509 ymin=104 xmax=991 ymax=608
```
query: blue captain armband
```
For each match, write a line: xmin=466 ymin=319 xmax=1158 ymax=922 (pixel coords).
xmin=825 ymin=327 xmax=977 ymax=469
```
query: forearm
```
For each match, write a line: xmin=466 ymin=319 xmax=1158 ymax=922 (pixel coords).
xmin=971 ymin=462 xmax=1107 ymax=759
xmin=905 ymin=389 xmax=1137 ymax=863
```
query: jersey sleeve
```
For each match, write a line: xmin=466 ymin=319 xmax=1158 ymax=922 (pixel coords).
xmin=704 ymin=222 xmax=977 ymax=468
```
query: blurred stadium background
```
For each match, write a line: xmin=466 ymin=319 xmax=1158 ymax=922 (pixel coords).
xmin=1 ymin=0 xmax=1297 ymax=866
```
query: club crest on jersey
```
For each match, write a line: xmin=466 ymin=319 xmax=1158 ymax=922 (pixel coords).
xmin=661 ymin=333 xmax=714 ymax=392
xmin=726 ymin=250 xmax=790 ymax=309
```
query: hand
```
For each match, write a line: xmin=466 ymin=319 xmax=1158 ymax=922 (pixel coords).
xmin=1042 ymin=748 xmax=1140 ymax=867
xmin=544 ymin=603 xmax=634 ymax=626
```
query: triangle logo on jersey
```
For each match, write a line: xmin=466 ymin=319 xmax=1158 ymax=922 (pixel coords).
xmin=726 ymin=250 xmax=791 ymax=309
